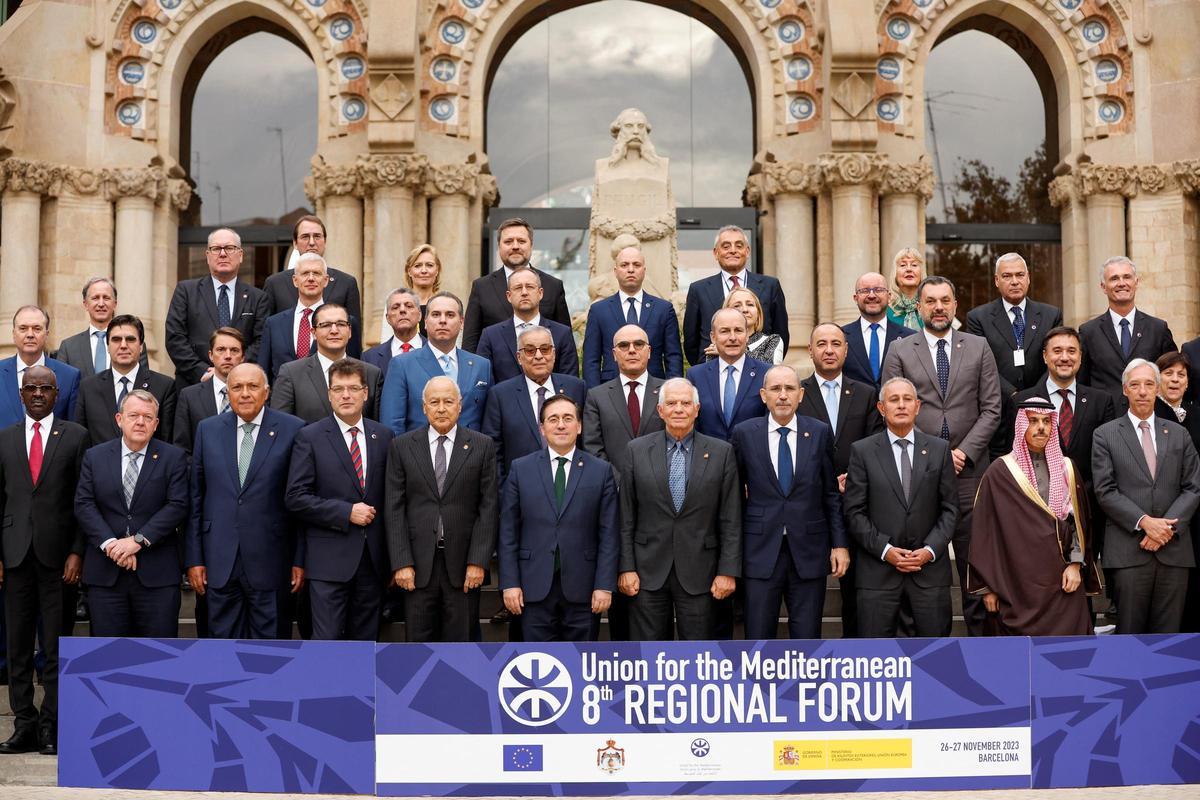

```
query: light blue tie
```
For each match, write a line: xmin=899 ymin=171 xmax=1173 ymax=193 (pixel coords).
xmin=668 ymin=441 xmax=686 ymax=513
xmin=823 ymin=380 xmax=839 ymax=427
xmin=441 ymin=353 xmax=458 ymax=381
xmin=722 ymin=364 xmax=737 ymax=427
xmin=867 ymin=323 xmax=881 ymax=381
xmin=93 ymin=331 xmax=107 ymax=373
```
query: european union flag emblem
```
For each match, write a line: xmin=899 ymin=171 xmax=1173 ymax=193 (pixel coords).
xmin=503 ymin=744 xmax=543 ymax=772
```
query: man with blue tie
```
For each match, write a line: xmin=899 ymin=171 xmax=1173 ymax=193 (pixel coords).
xmin=499 ymin=396 xmax=619 ymax=641
xmin=379 ymin=292 xmax=492 ymax=434
xmin=733 ymin=365 xmax=848 ymax=639
xmin=53 ymin=278 xmax=148 ymax=379
xmin=476 ymin=268 xmax=578 ymax=384
xmin=362 ymin=288 xmax=424 ymax=380
xmin=688 ymin=308 xmax=768 ymax=442
xmin=582 ymin=244 xmax=683 ymax=388
xmin=841 ymin=272 xmax=915 ymax=389
xmin=185 ymin=363 xmax=306 ymax=639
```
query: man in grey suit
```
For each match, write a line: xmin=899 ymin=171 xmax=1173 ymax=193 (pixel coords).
xmin=272 ymin=304 xmax=381 ymax=424
xmin=1093 ymin=358 xmax=1200 ymax=634
xmin=54 ymin=277 xmax=147 ymax=378
xmin=583 ymin=323 xmax=665 ymax=477
xmin=844 ymin=377 xmax=959 ymax=637
xmin=881 ymin=275 xmax=1001 ymax=635
xmin=617 ymin=378 xmax=741 ymax=641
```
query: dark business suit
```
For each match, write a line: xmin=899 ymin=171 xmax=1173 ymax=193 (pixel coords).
xmin=965 ymin=298 xmax=1062 ymax=395
xmin=285 ymin=417 xmax=393 ymax=640
xmin=732 ymin=416 xmax=846 ymax=639
xmin=498 ymin=449 xmax=619 ymax=641
xmin=0 ymin=418 xmax=88 ymax=735
xmin=1155 ymin=398 xmax=1200 ymax=631
xmin=385 ymin=426 xmax=499 ymax=642
xmin=844 ymin=430 xmax=959 ymax=637
xmin=476 ymin=318 xmax=578 ymax=385
xmin=582 ymin=293 xmax=683 ymax=388
xmin=463 ymin=267 xmax=571 ymax=353
xmin=379 ymin=347 xmax=491 ymax=433
xmin=689 ymin=356 xmax=769 ymax=442
xmin=54 ymin=329 xmax=148 ymax=378
xmin=841 ymin=318 xmax=916 ymax=389
xmin=682 ymin=271 xmax=789 ymax=366
xmin=1183 ymin=338 xmax=1200 ymax=405
xmin=166 ymin=277 xmax=270 ymax=386
xmin=0 ymin=357 xmax=80 ymax=427
xmin=271 ymin=354 xmax=381 ymax=423
xmin=263 ymin=266 xmax=362 ymax=321
xmin=1093 ymin=414 xmax=1200 ymax=633
xmin=73 ymin=368 xmax=177 ymax=445
xmin=1079 ymin=310 xmax=1177 ymax=399
xmin=257 ymin=307 xmax=363 ymax=383
xmin=481 ymin=373 xmax=586 ymax=481
xmin=74 ymin=438 xmax=189 ymax=637
xmin=362 ymin=336 xmax=425 ymax=381
xmin=172 ymin=381 xmax=222 ymax=455
xmin=582 ymin=376 xmax=666 ymax=478
xmin=185 ymin=408 xmax=306 ymax=638
xmin=619 ymin=431 xmax=741 ymax=640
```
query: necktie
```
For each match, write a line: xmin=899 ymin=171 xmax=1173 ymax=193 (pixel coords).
xmin=1057 ymin=389 xmax=1074 ymax=448
xmin=123 ymin=451 xmax=141 ymax=506
xmin=536 ymin=386 xmax=548 ymax=419
xmin=29 ymin=421 xmax=43 ymax=484
xmin=554 ymin=456 xmax=567 ymax=511
xmin=1139 ymin=420 xmax=1156 ymax=477
xmin=626 ymin=380 xmax=641 ymax=432
xmin=896 ymin=439 xmax=912 ymax=500
xmin=868 ymin=322 xmax=881 ymax=381
xmin=93 ymin=331 xmax=107 ymax=373
xmin=936 ymin=339 xmax=951 ymax=440
xmin=237 ymin=422 xmax=255 ymax=486
xmin=668 ymin=442 xmax=686 ymax=513
xmin=441 ymin=353 xmax=458 ymax=381
xmin=723 ymin=364 xmax=737 ymax=427
xmin=349 ymin=426 xmax=364 ymax=491
xmin=777 ymin=427 xmax=793 ymax=495
xmin=297 ymin=308 xmax=313 ymax=358
xmin=626 ymin=298 xmax=638 ymax=325
xmin=217 ymin=284 xmax=231 ymax=328
xmin=1011 ymin=306 xmax=1025 ymax=349
xmin=219 ymin=388 xmax=230 ymax=414
xmin=1120 ymin=318 xmax=1132 ymax=359
xmin=118 ymin=376 xmax=131 ymax=408
xmin=729 ymin=274 xmax=740 ymax=290
xmin=401 ymin=342 xmax=412 ymax=354
xmin=823 ymin=380 xmax=840 ymax=427
xmin=434 ymin=434 xmax=448 ymax=494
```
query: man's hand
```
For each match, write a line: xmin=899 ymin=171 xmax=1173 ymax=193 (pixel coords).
xmin=503 ymin=587 xmax=524 ymax=615
xmin=1062 ymin=563 xmax=1082 ymax=593
xmin=463 ymin=564 xmax=485 ymax=592
xmin=837 ymin=473 xmax=847 ymax=494
xmin=393 ymin=567 xmax=415 ymax=591
xmin=618 ymin=571 xmax=640 ymax=597
xmin=187 ymin=565 xmax=207 ymax=596
xmin=983 ymin=592 xmax=1000 ymax=613
xmin=63 ymin=554 xmax=83 ymax=584
xmin=290 ymin=566 xmax=305 ymax=593
xmin=830 ymin=547 xmax=850 ymax=579
xmin=200 ymin=366 xmax=215 ymax=383
xmin=951 ymin=448 xmax=967 ymax=474
xmin=711 ymin=574 xmax=736 ymax=600
xmin=349 ymin=503 xmax=376 ymax=526
xmin=885 ymin=547 xmax=914 ymax=571
xmin=106 ymin=538 xmax=142 ymax=565
xmin=1141 ymin=517 xmax=1177 ymax=547
xmin=1139 ymin=534 xmax=1162 ymax=551
xmin=591 ymin=590 xmax=613 ymax=614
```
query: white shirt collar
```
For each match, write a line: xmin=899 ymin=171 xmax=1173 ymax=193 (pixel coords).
xmin=1109 ymin=307 xmax=1137 ymax=327
xmin=17 ymin=353 xmax=46 ymax=372
xmin=923 ymin=328 xmax=952 ymax=349
xmin=429 ymin=342 xmax=456 ymax=359
xmin=717 ymin=353 xmax=747 ymax=374
xmin=335 ymin=415 xmax=365 ymax=435
xmin=428 ymin=424 xmax=458 ymax=444
xmin=859 ymin=316 xmax=885 ymax=334
xmin=514 ymin=314 xmax=541 ymax=329
xmin=768 ymin=415 xmax=798 ymax=434
xmin=120 ymin=438 xmax=150 ymax=460
xmin=112 ymin=362 xmax=139 ymax=383
xmin=237 ymin=406 xmax=266 ymax=428
xmin=25 ymin=413 xmax=53 ymax=432
xmin=724 ymin=268 xmax=748 ymax=288
xmin=549 ymin=446 xmax=576 ymax=463
xmin=213 ymin=275 xmax=238 ymax=291
xmin=618 ymin=289 xmax=645 ymax=306
xmin=1047 ymin=377 xmax=1077 ymax=396
xmin=525 ymin=374 xmax=552 ymax=394
xmin=88 ymin=324 xmax=107 ymax=336
xmin=887 ymin=427 xmax=915 ymax=446
xmin=297 ymin=297 xmax=324 ymax=313
xmin=815 ymin=372 xmax=843 ymax=389
xmin=1127 ymin=409 xmax=1155 ymax=429
xmin=621 ymin=371 xmax=648 ymax=387
xmin=392 ymin=333 xmax=422 ymax=355
xmin=1003 ymin=298 xmax=1028 ymax=315
xmin=316 ymin=351 xmax=337 ymax=380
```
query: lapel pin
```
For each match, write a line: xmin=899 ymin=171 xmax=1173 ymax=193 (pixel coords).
xmin=152 ymin=453 xmax=159 ymax=460
xmin=921 ymin=449 xmax=927 ymax=455
xmin=1081 ymin=397 xmax=1088 ymax=403
xmin=1164 ymin=427 xmax=1169 ymax=434
xmin=1031 ymin=324 xmax=1038 ymax=330
xmin=577 ymin=460 xmax=584 ymax=467
xmin=268 ymin=431 xmax=275 ymax=437
xmin=749 ymin=371 xmax=756 ymax=378
xmin=703 ymin=452 xmax=710 ymax=459
xmin=52 ymin=430 xmax=60 ymax=436
xmin=371 ymin=433 xmax=377 ymax=439
xmin=803 ymin=431 xmax=810 ymax=438
xmin=463 ymin=443 xmax=470 ymax=449
xmin=844 ymin=389 xmax=850 ymax=396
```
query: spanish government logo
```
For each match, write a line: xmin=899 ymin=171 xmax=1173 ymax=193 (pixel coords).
xmin=498 ymin=652 xmax=573 ymax=726
xmin=597 ymin=739 xmax=626 ymax=774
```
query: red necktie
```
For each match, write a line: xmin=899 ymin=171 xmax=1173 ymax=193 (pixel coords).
xmin=29 ymin=421 xmax=43 ymax=484
xmin=401 ymin=342 xmax=412 ymax=353
xmin=729 ymin=274 xmax=740 ymax=289
xmin=627 ymin=381 xmax=641 ymax=432
xmin=297 ymin=308 xmax=313 ymax=358
xmin=1057 ymin=389 xmax=1074 ymax=449
xmin=349 ymin=426 xmax=364 ymax=491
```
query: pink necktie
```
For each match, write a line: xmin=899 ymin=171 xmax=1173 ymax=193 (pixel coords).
xmin=1139 ymin=420 xmax=1156 ymax=478
xmin=29 ymin=421 xmax=43 ymax=484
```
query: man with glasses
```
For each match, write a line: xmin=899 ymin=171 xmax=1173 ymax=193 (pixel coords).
xmin=476 ymin=267 xmax=577 ymax=384
xmin=166 ymin=227 xmax=270 ymax=386
xmin=841 ymin=272 xmax=915 ymax=390
xmin=583 ymin=324 xmax=667 ymax=477
xmin=271 ymin=303 xmax=381 ymax=424
xmin=263 ymin=215 xmax=363 ymax=322
xmin=54 ymin=278 xmax=148 ymax=378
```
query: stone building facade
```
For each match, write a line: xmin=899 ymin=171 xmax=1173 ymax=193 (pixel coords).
xmin=0 ymin=0 xmax=1196 ymax=365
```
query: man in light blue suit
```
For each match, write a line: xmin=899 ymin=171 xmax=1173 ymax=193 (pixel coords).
xmin=0 ymin=306 xmax=80 ymax=428
xmin=379 ymin=292 xmax=491 ymax=434
xmin=688 ymin=308 xmax=768 ymax=442
xmin=583 ymin=244 xmax=683 ymax=388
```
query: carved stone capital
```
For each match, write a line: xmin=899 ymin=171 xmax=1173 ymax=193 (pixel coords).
xmin=880 ymin=160 xmax=935 ymax=200
xmin=1134 ymin=165 xmax=1178 ymax=195
xmin=1047 ymin=175 xmax=1078 ymax=209
xmin=307 ymin=157 xmax=364 ymax=199
xmin=424 ymin=163 xmax=480 ymax=197
xmin=762 ymin=161 xmax=822 ymax=198
xmin=104 ymin=166 xmax=164 ymax=202
xmin=478 ymin=173 xmax=499 ymax=207
xmin=819 ymin=153 xmax=888 ymax=189
xmin=1076 ymin=163 xmax=1137 ymax=198
xmin=64 ymin=167 xmax=104 ymax=196
xmin=743 ymin=174 xmax=763 ymax=208
xmin=1171 ymin=160 xmax=1200 ymax=195
xmin=2 ymin=158 xmax=63 ymax=195
xmin=167 ymin=178 xmax=193 ymax=211
xmin=358 ymin=154 xmax=428 ymax=191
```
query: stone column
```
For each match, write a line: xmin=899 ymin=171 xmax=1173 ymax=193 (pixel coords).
xmin=307 ymin=158 xmax=364 ymax=283
xmin=1077 ymin=164 xmax=1136 ymax=318
xmin=879 ymin=159 xmax=934 ymax=280
xmin=360 ymin=154 xmax=426 ymax=341
xmin=426 ymin=162 xmax=480 ymax=303
xmin=1048 ymin=174 xmax=1089 ymax=326
xmin=762 ymin=161 xmax=821 ymax=356
xmin=152 ymin=179 xmax=193 ymax=368
xmin=107 ymin=168 xmax=162 ymax=326
xmin=821 ymin=154 xmax=887 ymax=323
xmin=1129 ymin=164 xmax=1200 ymax=340
xmin=0 ymin=160 xmax=56 ymax=356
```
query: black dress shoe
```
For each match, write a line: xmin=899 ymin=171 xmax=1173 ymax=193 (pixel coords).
xmin=490 ymin=607 xmax=512 ymax=624
xmin=39 ymin=728 xmax=57 ymax=756
xmin=0 ymin=728 xmax=39 ymax=754
xmin=76 ymin=594 xmax=90 ymax=622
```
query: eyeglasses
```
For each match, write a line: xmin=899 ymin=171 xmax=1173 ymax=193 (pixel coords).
xmin=120 ymin=412 xmax=156 ymax=423
xmin=855 ymin=287 xmax=889 ymax=296
xmin=329 ymin=385 xmax=366 ymax=395
xmin=519 ymin=345 xmax=554 ymax=357
xmin=543 ymin=413 xmax=578 ymax=425
xmin=207 ymin=245 xmax=242 ymax=255
xmin=614 ymin=340 xmax=648 ymax=351
xmin=314 ymin=320 xmax=351 ymax=330
xmin=19 ymin=384 xmax=56 ymax=394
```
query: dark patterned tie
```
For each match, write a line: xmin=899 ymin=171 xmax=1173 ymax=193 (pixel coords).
xmin=936 ymin=339 xmax=950 ymax=440
xmin=217 ymin=284 xmax=231 ymax=328
xmin=626 ymin=381 xmax=640 ymax=432
xmin=1011 ymin=306 xmax=1025 ymax=349
xmin=626 ymin=298 xmax=638 ymax=325
xmin=1120 ymin=319 xmax=1132 ymax=359
xmin=349 ymin=426 xmax=364 ymax=492
xmin=297 ymin=308 xmax=313 ymax=358
xmin=1057 ymin=389 xmax=1074 ymax=449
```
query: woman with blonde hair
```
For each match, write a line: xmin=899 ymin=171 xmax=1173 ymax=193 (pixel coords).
xmin=704 ymin=287 xmax=785 ymax=364
xmin=404 ymin=244 xmax=442 ymax=333
xmin=887 ymin=247 xmax=925 ymax=331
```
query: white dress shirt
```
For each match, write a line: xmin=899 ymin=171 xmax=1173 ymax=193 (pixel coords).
xmin=390 ymin=334 xmax=423 ymax=357
xmin=621 ymin=371 xmax=648 ymax=411
xmin=212 ymin=275 xmax=238 ymax=306
xmin=428 ymin=424 xmax=458 ymax=462
xmin=213 ymin=374 xmax=229 ymax=412
xmin=292 ymin=299 xmax=324 ymax=352
xmin=336 ymin=415 xmax=368 ymax=482
xmin=859 ymin=316 xmax=885 ymax=360
xmin=767 ymin=415 xmax=799 ymax=474
xmin=817 ymin=372 xmax=843 ymax=425
xmin=1128 ymin=410 xmax=1157 ymax=452
xmin=1110 ymin=308 xmax=1137 ymax=343
xmin=236 ymin=406 xmax=266 ymax=449
xmin=618 ymin=290 xmax=645 ymax=324
xmin=882 ymin=428 xmax=936 ymax=562
xmin=1046 ymin=378 xmax=1077 ymax=415
xmin=25 ymin=412 xmax=53 ymax=457
xmin=549 ymin=446 xmax=576 ymax=483
xmin=15 ymin=353 xmax=46 ymax=391
xmin=923 ymin=328 xmax=953 ymax=367
xmin=717 ymin=353 xmax=747 ymax=416
xmin=1003 ymin=298 xmax=1028 ymax=320
xmin=112 ymin=363 xmax=140 ymax=407
xmin=101 ymin=439 xmax=150 ymax=550
xmin=526 ymin=375 xmax=554 ymax=421
xmin=514 ymin=314 xmax=542 ymax=335
xmin=315 ymin=351 xmax=336 ymax=387
xmin=429 ymin=343 xmax=457 ymax=373
xmin=721 ymin=268 xmax=749 ymax=298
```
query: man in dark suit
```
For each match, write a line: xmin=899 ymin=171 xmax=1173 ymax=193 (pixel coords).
xmin=844 ymin=377 xmax=960 ymax=637
xmin=482 ymin=325 xmax=586 ymax=482
xmin=463 ymin=218 xmax=570 ymax=352
xmin=688 ymin=308 xmax=768 ymax=441
xmin=258 ymin=253 xmax=362 ymax=382
xmin=54 ymin=277 xmax=147 ymax=378
xmin=841 ymin=272 xmax=915 ymax=389
xmin=185 ymin=363 xmax=306 ymax=639
xmin=74 ymin=315 xmax=177 ymax=445
xmin=583 ymin=323 xmax=666 ymax=476
xmin=582 ymin=244 xmax=682 ymax=388
xmin=733 ymin=365 xmax=848 ymax=639
xmin=173 ymin=327 xmax=245 ymax=454
xmin=798 ymin=323 xmax=883 ymax=637
xmin=285 ymin=359 xmax=393 ymax=640
xmin=0 ymin=306 xmax=80 ymax=427
xmin=476 ymin=267 xmax=578 ymax=384
xmin=0 ymin=366 xmax=88 ymax=755
xmin=380 ymin=293 xmax=492 ymax=433
xmin=165 ymin=227 xmax=270 ymax=386
xmin=362 ymin=287 xmax=424 ymax=381
xmin=1079 ymin=256 xmax=1177 ymax=398
xmin=74 ymin=390 xmax=189 ymax=638
xmin=385 ymin=377 xmax=499 ymax=642
xmin=499 ymin=396 xmax=619 ymax=641
xmin=1093 ymin=358 xmax=1200 ymax=633
xmin=272 ymin=304 xmax=381 ymax=423
xmin=682 ymin=225 xmax=788 ymax=366
xmin=263 ymin=215 xmax=363 ymax=322
xmin=618 ymin=378 xmax=741 ymax=640
xmin=881 ymin=276 xmax=1001 ymax=636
